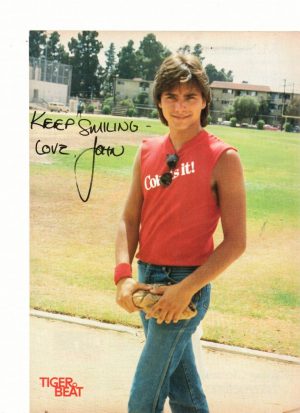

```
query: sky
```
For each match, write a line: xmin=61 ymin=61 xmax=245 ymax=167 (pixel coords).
xmin=54 ymin=30 xmax=300 ymax=94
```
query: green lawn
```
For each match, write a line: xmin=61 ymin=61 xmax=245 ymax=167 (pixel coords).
xmin=30 ymin=113 xmax=300 ymax=356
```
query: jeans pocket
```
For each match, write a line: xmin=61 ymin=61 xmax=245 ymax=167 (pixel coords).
xmin=191 ymin=284 xmax=211 ymax=311
xmin=201 ymin=284 xmax=211 ymax=310
xmin=137 ymin=261 xmax=152 ymax=284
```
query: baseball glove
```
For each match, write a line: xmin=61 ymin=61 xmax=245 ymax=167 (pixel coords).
xmin=132 ymin=284 xmax=197 ymax=320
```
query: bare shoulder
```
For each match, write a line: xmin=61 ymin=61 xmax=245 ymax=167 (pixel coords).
xmin=213 ymin=149 xmax=244 ymax=182
xmin=216 ymin=148 xmax=242 ymax=167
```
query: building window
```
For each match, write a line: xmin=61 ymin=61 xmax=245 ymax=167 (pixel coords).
xmin=250 ymin=91 xmax=257 ymax=96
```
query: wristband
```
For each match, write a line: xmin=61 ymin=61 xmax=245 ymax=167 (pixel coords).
xmin=114 ymin=263 xmax=132 ymax=285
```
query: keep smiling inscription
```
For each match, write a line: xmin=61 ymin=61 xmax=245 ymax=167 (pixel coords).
xmin=31 ymin=111 xmax=139 ymax=202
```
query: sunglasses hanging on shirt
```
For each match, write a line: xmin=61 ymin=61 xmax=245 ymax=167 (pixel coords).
xmin=159 ymin=153 xmax=179 ymax=187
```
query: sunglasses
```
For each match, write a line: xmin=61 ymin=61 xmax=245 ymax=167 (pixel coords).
xmin=159 ymin=153 xmax=179 ymax=187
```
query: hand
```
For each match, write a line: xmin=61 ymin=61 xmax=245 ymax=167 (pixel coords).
xmin=146 ymin=283 xmax=194 ymax=324
xmin=115 ymin=278 xmax=151 ymax=313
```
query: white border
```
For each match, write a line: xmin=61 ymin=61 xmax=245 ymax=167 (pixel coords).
xmin=1 ymin=0 xmax=299 ymax=411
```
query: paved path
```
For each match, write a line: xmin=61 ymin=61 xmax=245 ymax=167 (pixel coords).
xmin=30 ymin=315 xmax=300 ymax=413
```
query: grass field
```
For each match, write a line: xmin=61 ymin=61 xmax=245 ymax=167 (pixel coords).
xmin=30 ymin=112 xmax=300 ymax=356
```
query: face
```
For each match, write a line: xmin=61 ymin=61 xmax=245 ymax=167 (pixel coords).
xmin=158 ymin=83 xmax=206 ymax=134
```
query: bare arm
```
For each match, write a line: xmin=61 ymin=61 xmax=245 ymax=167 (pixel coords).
xmin=180 ymin=149 xmax=246 ymax=290
xmin=115 ymin=146 xmax=143 ymax=265
xmin=115 ymin=146 xmax=151 ymax=312
xmin=147 ymin=149 xmax=246 ymax=323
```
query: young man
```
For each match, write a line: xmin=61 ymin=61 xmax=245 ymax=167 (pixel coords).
xmin=114 ymin=54 xmax=246 ymax=413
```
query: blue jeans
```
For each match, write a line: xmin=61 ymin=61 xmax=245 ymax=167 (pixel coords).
xmin=128 ymin=260 xmax=211 ymax=413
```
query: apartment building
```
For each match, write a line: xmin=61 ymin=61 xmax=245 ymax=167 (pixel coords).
xmin=210 ymin=81 xmax=297 ymax=122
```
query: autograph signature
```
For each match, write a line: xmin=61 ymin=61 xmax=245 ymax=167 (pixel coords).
xmin=74 ymin=136 xmax=125 ymax=202
xmin=34 ymin=136 xmax=125 ymax=202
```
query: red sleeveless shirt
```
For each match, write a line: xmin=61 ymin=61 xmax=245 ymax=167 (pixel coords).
xmin=136 ymin=129 xmax=237 ymax=266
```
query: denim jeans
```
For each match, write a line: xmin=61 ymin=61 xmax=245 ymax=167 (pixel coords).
xmin=128 ymin=260 xmax=211 ymax=413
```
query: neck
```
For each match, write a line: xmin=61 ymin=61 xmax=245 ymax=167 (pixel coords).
xmin=169 ymin=126 xmax=203 ymax=151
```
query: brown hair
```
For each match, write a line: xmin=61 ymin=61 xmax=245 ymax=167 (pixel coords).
xmin=153 ymin=54 xmax=211 ymax=127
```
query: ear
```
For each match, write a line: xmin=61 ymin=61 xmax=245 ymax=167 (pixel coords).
xmin=201 ymin=99 xmax=206 ymax=109
xmin=158 ymin=101 xmax=162 ymax=109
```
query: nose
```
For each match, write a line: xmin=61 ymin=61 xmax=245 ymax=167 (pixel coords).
xmin=174 ymin=99 xmax=187 ymax=112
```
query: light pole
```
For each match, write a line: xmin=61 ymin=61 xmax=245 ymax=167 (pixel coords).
xmin=42 ymin=44 xmax=48 ymax=82
xmin=113 ymin=74 xmax=119 ymax=106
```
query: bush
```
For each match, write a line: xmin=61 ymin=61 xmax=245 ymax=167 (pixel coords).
xmin=120 ymin=98 xmax=135 ymax=109
xmin=127 ymin=107 xmax=137 ymax=117
xmin=257 ymin=119 xmax=265 ymax=130
xmin=224 ymin=105 xmax=235 ymax=121
xmin=230 ymin=117 xmax=237 ymax=127
xmin=102 ymin=105 xmax=111 ymax=115
xmin=207 ymin=114 xmax=212 ymax=125
xmin=86 ymin=104 xmax=94 ymax=114
xmin=102 ymin=97 xmax=114 ymax=111
xmin=150 ymin=109 xmax=158 ymax=119
xmin=284 ymin=122 xmax=293 ymax=132
xmin=134 ymin=91 xmax=149 ymax=105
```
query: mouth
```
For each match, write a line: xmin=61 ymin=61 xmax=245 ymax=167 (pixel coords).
xmin=171 ymin=114 xmax=190 ymax=119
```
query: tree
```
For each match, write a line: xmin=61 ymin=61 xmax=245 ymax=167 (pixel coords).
xmin=220 ymin=68 xmax=233 ymax=82
xmin=192 ymin=43 xmax=205 ymax=62
xmin=29 ymin=31 xmax=46 ymax=58
xmin=117 ymin=40 xmax=139 ymax=79
xmin=46 ymin=31 xmax=69 ymax=64
xmin=233 ymin=96 xmax=259 ymax=123
xmin=258 ymin=97 xmax=271 ymax=116
xmin=204 ymin=64 xmax=218 ymax=83
xmin=177 ymin=43 xmax=205 ymax=62
xmin=102 ymin=43 xmax=117 ymax=97
xmin=68 ymin=31 xmax=103 ymax=98
xmin=286 ymin=97 xmax=300 ymax=116
xmin=285 ymin=97 xmax=300 ymax=126
xmin=177 ymin=45 xmax=191 ymax=54
xmin=253 ymin=97 xmax=271 ymax=123
xmin=96 ymin=64 xmax=106 ymax=98
xmin=205 ymin=63 xmax=233 ymax=83
xmin=136 ymin=33 xmax=171 ymax=80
